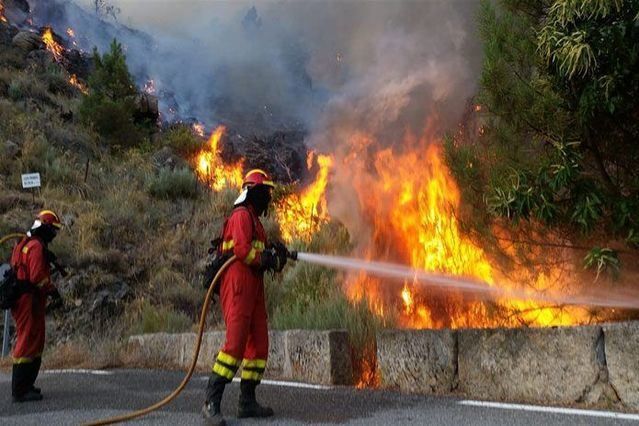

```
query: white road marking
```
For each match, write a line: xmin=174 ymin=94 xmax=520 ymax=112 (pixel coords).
xmin=42 ymin=369 xmax=114 ymax=375
xmin=459 ymin=400 xmax=639 ymax=421
xmin=199 ymin=376 xmax=332 ymax=390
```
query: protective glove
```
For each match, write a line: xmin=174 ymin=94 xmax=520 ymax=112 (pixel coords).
xmin=270 ymin=241 xmax=288 ymax=272
xmin=260 ymin=250 xmax=278 ymax=272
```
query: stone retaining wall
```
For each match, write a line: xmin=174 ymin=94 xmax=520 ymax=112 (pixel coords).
xmin=377 ymin=321 xmax=639 ymax=410
xmin=128 ymin=322 xmax=639 ymax=410
xmin=127 ymin=329 xmax=352 ymax=386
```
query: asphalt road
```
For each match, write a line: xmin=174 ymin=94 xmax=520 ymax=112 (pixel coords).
xmin=0 ymin=369 xmax=637 ymax=425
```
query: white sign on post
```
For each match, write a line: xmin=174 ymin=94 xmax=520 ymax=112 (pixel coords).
xmin=21 ymin=173 xmax=41 ymax=189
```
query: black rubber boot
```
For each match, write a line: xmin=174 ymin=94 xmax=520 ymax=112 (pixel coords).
xmin=237 ymin=380 xmax=273 ymax=418
xmin=28 ymin=357 xmax=42 ymax=394
xmin=202 ymin=373 xmax=227 ymax=426
xmin=12 ymin=363 xmax=42 ymax=403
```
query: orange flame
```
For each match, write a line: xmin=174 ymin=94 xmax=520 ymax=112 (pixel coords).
xmin=343 ymin=129 xmax=586 ymax=330
xmin=192 ymin=123 xmax=205 ymax=138
xmin=195 ymin=126 xmax=244 ymax=191
xmin=69 ymin=74 xmax=88 ymax=94
xmin=276 ymin=153 xmax=333 ymax=243
xmin=42 ymin=27 xmax=64 ymax=62
xmin=0 ymin=1 xmax=7 ymax=23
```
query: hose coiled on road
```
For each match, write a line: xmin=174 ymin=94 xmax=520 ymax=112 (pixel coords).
xmin=83 ymin=255 xmax=237 ymax=425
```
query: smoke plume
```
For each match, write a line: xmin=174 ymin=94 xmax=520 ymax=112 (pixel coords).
xmin=30 ymin=0 xmax=481 ymax=247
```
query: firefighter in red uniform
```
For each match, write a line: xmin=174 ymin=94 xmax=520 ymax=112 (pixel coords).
xmin=10 ymin=210 xmax=63 ymax=402
xmin=202 ymin=170 xmax=288 ymax=426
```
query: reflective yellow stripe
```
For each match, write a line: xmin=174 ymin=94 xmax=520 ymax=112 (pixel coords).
xmin=36 ymin=278 xmax=49 ymax=288
xmin=21 ymin=246 xmax=30 ymax=254
xmin=241 ymin=369 xmax=263 ymax=381
xmin=13 ymin=357 xmax=33 ymax=364
xmin=222 ymin=240 xmax=235 ymax=251
xmin=252 ymin=241 xmax=265 ymax=250
xmin=243 ymin=359 xmax=266 ymax=369
xmin=217 ymin=351 xmax=240 ymax=367
xmin=213 ymin=363 xmax=236 ymax=380
xmin=244 ymin=247 xmax=258 ymax=265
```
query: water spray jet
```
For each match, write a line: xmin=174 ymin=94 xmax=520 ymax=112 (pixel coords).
xmin=290 ymin=251 xmax=639 ymax=311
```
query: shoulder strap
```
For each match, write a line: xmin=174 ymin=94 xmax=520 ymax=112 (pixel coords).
xmin=11 ymin=237 xmax=31 ymax=279
xmin=11 ymin=237 xmax=30 ymax=268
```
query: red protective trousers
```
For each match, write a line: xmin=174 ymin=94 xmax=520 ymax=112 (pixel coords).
xmin=10 ymin=237 xmax=54 ymax=363
xmin=212 ymin=206 xmax=269 ymax=382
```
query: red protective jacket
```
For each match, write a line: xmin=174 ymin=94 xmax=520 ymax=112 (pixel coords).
xmin=212 ymin=205 xmax=270 ymax=382
xmin=10 ymin=237 xmax=55 ymax=363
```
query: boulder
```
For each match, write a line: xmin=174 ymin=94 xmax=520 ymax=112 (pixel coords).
xmin=604 ymin=322 xmax=639 ymax=409
xmin=458 ymin=326 xmax=605 ymax=404
xmin=151 ymin=146 xmax=187 ymax=170
xmin=3 ymin=140 xmax=20 ymax=158
xmin=377 ymin=329 xmax=457 ymax=394
xmin=135 ymin=93 xmax=159 ymax=121
xmin=12 ymin=30 xmax=41 ymax=52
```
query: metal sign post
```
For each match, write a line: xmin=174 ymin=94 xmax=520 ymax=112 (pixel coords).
xmin=2 ymin=309 xmax=10 ymax=357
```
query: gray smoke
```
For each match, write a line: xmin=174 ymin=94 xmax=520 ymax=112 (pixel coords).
xmin=30 ymin=0 xmax=480 ymax=135
xmin=31 ymin=0 xmax=481 ymax=249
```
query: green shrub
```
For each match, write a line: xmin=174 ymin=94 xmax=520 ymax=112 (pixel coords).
xmin=150 ymin=267 xmax=202 ymax=319
xmin=163 ymin=126 xmax=203 ymax=156
xmin=98 ymin=188 xmax=147 ymax=248
xmin=8 ymin=73 xmax=51 ymax=104
xmin=79 ymin=39 xmax=142 ymax=147
xmin=128 ymin=300 xmax=192 ymax=334
xmin=0 ymin=46 xmax=27 ymax=70
xmin=147 ymin=168 xmax=198 ymax=200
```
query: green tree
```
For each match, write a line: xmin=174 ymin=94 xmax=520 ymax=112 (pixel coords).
xmin=79 ymin=39 xmax=141 ymax=147
xmin=447 ymin=0 xmax=639 ymax=268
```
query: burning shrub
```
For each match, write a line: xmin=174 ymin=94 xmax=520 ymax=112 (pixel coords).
xmin=79 ymin=39 xmax=144 ymax=147
xmin=147 ymin=167 xmax=198 ymax=200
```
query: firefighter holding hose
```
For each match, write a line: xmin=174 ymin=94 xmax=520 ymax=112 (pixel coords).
xmin=10 ymin=210 xmax=63 ymax=402
xmin=203 ymin=169 xmax=288 ymax=425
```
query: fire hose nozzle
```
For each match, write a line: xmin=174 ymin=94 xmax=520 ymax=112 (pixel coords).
xmin=287 ymin=250 xmax=298 ymax=261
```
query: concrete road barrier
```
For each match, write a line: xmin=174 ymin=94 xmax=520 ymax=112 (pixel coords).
xmin=457 ymin=326 xmax=608 ymax=404
xmin=128 ymin=322 xmax=639 ymax=409
xmin=377 ymin=322 xmax=639 ymax=410
xmin=127 ymin=329 xmax=352 ymax=385
xmin=377 ymin=329 xmax=456 ymax=394
xmin=604 ymin=321 xmax=639 ymax=409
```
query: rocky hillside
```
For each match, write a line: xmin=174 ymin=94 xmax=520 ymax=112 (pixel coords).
xmin=0 ymin=3 xmax=379 ymax=378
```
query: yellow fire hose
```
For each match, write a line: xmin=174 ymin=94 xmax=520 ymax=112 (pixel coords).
xmin=0 ymin=233 xmax=26 ymax=246
xmin=1 ymin=232 xmax=236 ymax=425
xmin=83 ymin=255 xmax=237 ymax=426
